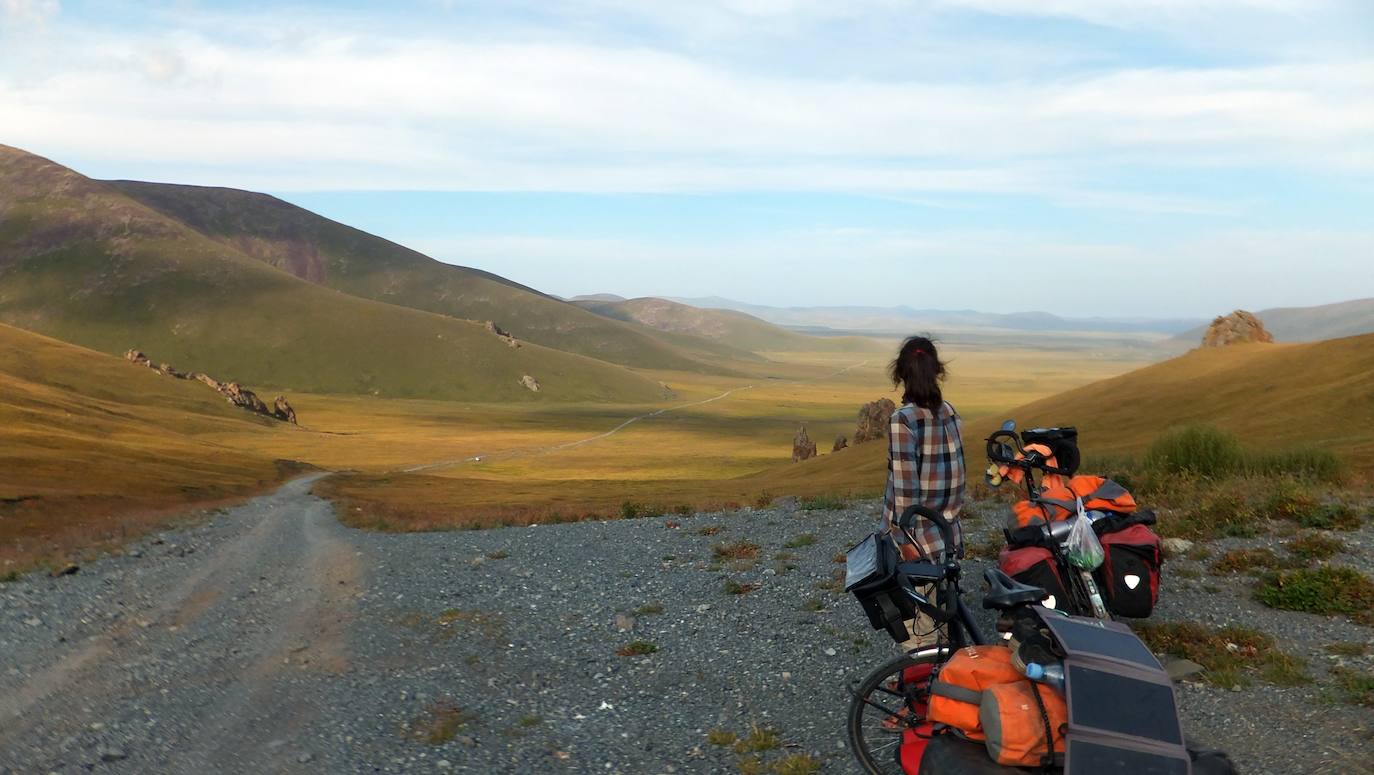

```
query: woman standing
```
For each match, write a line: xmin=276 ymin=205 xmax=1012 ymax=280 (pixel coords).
xmin=881 ymin=335 xmax=966 ymax=649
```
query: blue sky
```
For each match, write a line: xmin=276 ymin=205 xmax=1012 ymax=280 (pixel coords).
xmin=2 ymin=0 xmax=1371 ymax=316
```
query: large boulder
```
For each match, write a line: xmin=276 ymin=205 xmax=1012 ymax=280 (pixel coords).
xmin=273 ymin=395 xmax=298 ymax=425
xmin=792 ymin=425 xmax=818 ymax=462
xmin=833 ymin=435 xmax=849 ymax=452
xmin=1201 ymin=311 xmax=1273 ymax=347
xmin=520 ymin=374 xmax=541 ymax=392
xmin=221 ymin=382 xmax=269 ymax=414
xmin=854 ymin=398 xmax=897 ymax=444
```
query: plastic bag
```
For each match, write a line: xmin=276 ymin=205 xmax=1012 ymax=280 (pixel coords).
xmin=1066 ymin=498 xmax=1105 ymax=570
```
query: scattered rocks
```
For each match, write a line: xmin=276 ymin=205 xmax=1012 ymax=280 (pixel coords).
xmin=124 ymin=349 xmax=298 ymax=424
xmin=484 ymin=321 xmax=521 ymax=348
xmin=49 ymin=563 xmax=79 ymax=577
xmin=854 ymin=398 xmax=897 ymax=444
xmin=520 ymin=375 xmax=541 ymax=393
xmin=791 ymin=425 xmax=817 ymax=462
xmin=1201 ymin=310 xmax=1274 ymax=347
xmin=832 ymin=435 xmax=848 ymax=452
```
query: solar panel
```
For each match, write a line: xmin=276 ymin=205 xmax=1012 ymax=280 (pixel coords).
xmin=1067 ymin=740 xmax=1190 ymax=775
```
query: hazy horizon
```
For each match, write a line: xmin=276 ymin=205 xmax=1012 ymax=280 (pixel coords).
xmin=3 ymin=0 xmax=1372 ymax=316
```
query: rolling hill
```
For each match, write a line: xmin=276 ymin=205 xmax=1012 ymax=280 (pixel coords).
xmin=966 ymin=334 xmax=1374 ymax=471
xmin=0 ymin=146 xmax=666 ymax=403
xmin=572 ymin=296 xmax=879 ymax=352
xmin=1170 ymin=299 xmax=1374 ymax=345
xmin=0 ymin=322 xmax=295 ymax=567
xmin=110 ymin=180 xmax=755 ymax=370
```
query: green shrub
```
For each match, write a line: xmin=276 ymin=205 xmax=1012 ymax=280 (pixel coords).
xmin=1248 ymin=447 xmax=1344 ymax=483
xmin=616 ymin=640 xmax=659 ymax=656
xmin=799 ymin=495 xmax=847 ymax=511
xmin=1286 ymin=532 xmax=1343 ymax=562
xmin=1144 ymin=425 xmax=1245 ymax=479
xmin=1161 ymin=486 xmax=1261 ymax=540
xmin=784 ymin=534 xmax=817 ymax=549
xmin=620 ymin=501 xmax=644 ymax=519
xmin=1255 ymin=566 xmax=1374 ymax=624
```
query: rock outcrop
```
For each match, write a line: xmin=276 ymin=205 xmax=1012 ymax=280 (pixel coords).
xmin=485 ymin=321 xmax=521 ymax=348
xmin=124 ymin=349 xmax=298 ymax=424
xmin=792 ymin=425 xmax=817 ymax=462
xmin=1201 ymin=311 xmax=1273 ymax=347
xmin=833 ymin=435 xmax=848 ymax=452
xmin=854 ymin=398 xmax=897 ymax=444
xmin=520 ymin=374 xmax=541 ymax=392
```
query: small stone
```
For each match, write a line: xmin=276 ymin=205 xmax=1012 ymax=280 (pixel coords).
xmin=50 ymin=563 xmax=79 ymax=577
xmin=297 ymin=752 xmax=314 ymax=764
xmin=23 ymin=618 xmax=41 ymax=627
xmin=436 ymin=760 xmax=451 ymax=770
xmin=98 ymin=746 xmax=127 ymax=762
xmin=614 ymin=614 xmax=635 ymax=632
xmin=695 ymin=604 xmax=711 ymax=614
xmin=1161 ymin=538 xmax=1194 ymax=557
xmin=824 ymin=648 xmax=837 ymax=656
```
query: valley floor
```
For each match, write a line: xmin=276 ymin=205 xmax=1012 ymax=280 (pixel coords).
xmin=3 ymin=478 xmax=1369 ymax=774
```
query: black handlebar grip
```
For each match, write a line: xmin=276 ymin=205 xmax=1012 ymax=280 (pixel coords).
xmin=898 ymin=504 xmax=954 ymax=552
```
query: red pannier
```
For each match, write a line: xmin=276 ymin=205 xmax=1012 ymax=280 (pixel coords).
xmin=997 ymin=546 xmax=1071 ymax=614
xmin=1095 ymin=522 xmax=1162 ymax=618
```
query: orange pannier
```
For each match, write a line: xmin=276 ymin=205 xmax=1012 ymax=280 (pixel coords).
xmin=979 ymin=680 xmax=1068 ymax=767
xmin=1012 ymin=475 xmax=1138 ymax=528
xmin=926 ymin=645 xmax=1020 ymax=741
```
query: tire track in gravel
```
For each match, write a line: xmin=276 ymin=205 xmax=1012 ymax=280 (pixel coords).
xmin=0 ymin=474 xmax=365 ymax=773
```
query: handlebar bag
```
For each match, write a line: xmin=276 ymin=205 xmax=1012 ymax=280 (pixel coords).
xmin=928 ymin=645 xmax=1020 ymax=741
xmin=1094 ymin=523 xmax=1162 ymax=618
xmin=997 ymin=545 xmax=1072 ymax=614
xmin=980 ymin=680 xmax=1068 ymax=767
xmin=845 ymin=532 xmax=917 ymax=641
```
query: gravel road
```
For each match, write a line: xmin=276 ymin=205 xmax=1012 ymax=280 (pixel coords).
xmin=1 ymin=478 xmax=1370 ymax=774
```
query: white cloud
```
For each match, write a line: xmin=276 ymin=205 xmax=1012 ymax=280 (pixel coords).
xmin=1 ymin=0 xmax=58 ymax=27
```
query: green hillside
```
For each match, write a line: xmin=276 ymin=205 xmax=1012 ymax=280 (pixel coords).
xmin=573 ymin=296 xmax=879 ymax=352
xmin=0 ymin=146 xmax=664 ymax=403
xmin=111 ymin=180 xmax=756 ymax=370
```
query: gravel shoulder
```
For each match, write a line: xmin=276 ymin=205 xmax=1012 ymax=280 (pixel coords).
xmin=2 ymin=480 xmax=1371 ymax=774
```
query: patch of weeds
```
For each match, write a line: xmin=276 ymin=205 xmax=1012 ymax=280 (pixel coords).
xmin=615 ymin=640 xmax=659 ymax=657
xmin=1286 ymin=532 xmax=1343 ymax=562
xmin=1189 ymin=545 xmax=1213 ymax=562
xmin=620 ymin=501 xmax=644 ymax=519
xmin=1208 ymin=548 xmax=1282 ymax=575
xmin=0 ymin=570 xmax=19 ymax=583
xmin=634 ymin=603 xmax=664 ymax=616
xmin=674 ymin=504 xmax=694 ymax=516
xmin=802 ymin=597 xmax=824 ymax=612
xmin=1250 ymin=447 xmax=1345 ymax=483
xmin=725 ymin=580 xmax=760 ymax=596
xmin=406 ymin=701 xmax=475 ymax=745
xmin=963 ymin=532 xmax=1005 ymax=561
xmin=485 ymin=549 xmax=509 ymax=560
xmin=800 ymin=495 xmax=847 ymax=511
xmin=1332 ymin=667 xmax=1374 ymax=707
xmin=784 ymin=534 xmax=817 ymax=549
xmin=772 ymin=753 xmax=822 ymax=775
xmin=832 ymin=553 xmax=847 ymax=564
xmin=1161 ymin=484 xmax=1261 ymax=540
xmin=1255 ymin=565 xmax=1374 ymax=624
xmin=734 ymin=725 xmax=782 ymax=753
xmin=1202 ymin=584 xmax=1221 ymax=594
xmin=1175 ymin=566 xmax=1201 ymax=580
xmin=755 ymin=491 xmax=775 ymax=508
xmin=1300 ymin=504 xmax=1361 ymax=531
xmin=1326 ymin=642 xmax=1368 ymax=657
xmin=698 ymin=525 xmax=724 ymax=536
xmin=664 ymin=520 xmax=681 ymax=529
xmin=714 ymin=540 xmax=761 ymax=560
xmin=1135 ymin=621 xmax=1306 ymax=689
xmin=814 ymin=567 xmax=846 ymax=595
xmin=518 ymin=714 xmax=542 ymax=727
xmin=738 ymin=755 xmax=766 ymax=775
xmin=708 ymin=729 xmax=738 ymax=747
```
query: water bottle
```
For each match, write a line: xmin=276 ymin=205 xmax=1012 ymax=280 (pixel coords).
xmin=1024 ymin=662 xmax=1065 ymax=692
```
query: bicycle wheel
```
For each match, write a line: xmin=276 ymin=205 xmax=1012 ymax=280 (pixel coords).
xmin=846 ymin=648 xmax=949 ymax=775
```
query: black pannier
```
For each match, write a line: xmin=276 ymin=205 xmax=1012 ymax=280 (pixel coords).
xmin=845 ymin=532 xmax=916 ymax=642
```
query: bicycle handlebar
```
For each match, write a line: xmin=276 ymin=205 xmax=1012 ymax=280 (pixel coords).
xmin=897 ymin=504 xmax=955 ymax=557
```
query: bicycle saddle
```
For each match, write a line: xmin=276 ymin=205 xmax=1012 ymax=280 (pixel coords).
xmin=981 ymin=568 xmax=1049 ymax=611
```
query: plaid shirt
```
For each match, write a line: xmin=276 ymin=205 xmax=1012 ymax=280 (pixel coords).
xmin=881 ymin=401 xmax=966 ymax=559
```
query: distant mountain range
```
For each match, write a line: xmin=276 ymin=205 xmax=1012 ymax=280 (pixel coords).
xmin=665 ymin=296 xmax=1205 ymax=336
